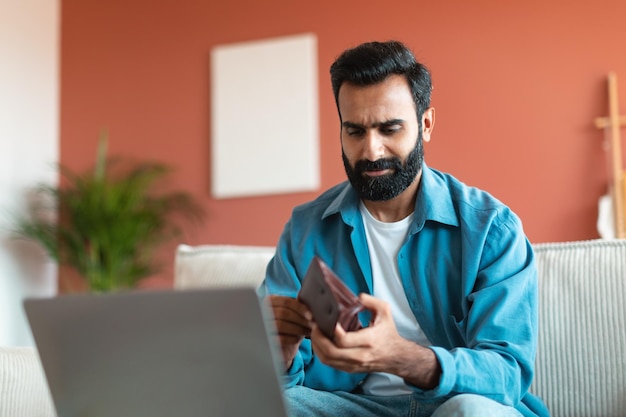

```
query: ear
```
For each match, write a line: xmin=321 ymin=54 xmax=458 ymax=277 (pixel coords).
xmin=421 ymin=107 xmax=435 ymax=143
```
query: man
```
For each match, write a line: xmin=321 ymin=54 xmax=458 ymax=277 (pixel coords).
xmin=262 ymin=41 xmax=548 ymax=417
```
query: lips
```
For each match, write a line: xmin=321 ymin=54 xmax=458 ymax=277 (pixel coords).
xmin=356 ymin=158 xmax=399 ymax=172
xmin=364 ymin=168 xmax=392 ymax=177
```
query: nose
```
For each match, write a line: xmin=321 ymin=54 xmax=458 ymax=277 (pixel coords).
xmin=362 ymin=130 xmax=385 ymax=161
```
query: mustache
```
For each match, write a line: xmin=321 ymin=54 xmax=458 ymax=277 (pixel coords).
xmin=354 ymin=157 xmax=402 ymax=172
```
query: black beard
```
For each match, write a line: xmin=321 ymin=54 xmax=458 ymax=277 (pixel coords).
xmin=342 ymin=133 xmax=423 ymax=202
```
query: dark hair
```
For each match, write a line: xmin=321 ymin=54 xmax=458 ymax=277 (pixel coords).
xmin=330 ymin=41 xmax=432 ymax=119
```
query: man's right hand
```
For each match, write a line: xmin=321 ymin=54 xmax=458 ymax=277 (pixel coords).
xmin=266 ymin=295 xmax=313 ymax=369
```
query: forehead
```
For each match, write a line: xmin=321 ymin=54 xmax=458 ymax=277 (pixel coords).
xmin=337 ymin=74 xmax=416 ymax=123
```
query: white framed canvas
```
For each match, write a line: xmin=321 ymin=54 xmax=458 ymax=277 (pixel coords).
xmin=210 ymin=33 xmax=319 ymax=198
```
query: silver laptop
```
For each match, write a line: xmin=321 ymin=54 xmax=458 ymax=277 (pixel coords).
xmin=24 ymin=287 xmax=289 ymax=417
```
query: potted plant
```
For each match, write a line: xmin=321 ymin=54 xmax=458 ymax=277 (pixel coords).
xmin=15 ymin=134 xmax=204 ymax=292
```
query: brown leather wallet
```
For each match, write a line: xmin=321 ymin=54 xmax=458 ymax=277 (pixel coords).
xmin=297 ymin=256 xmax=364 ymax=340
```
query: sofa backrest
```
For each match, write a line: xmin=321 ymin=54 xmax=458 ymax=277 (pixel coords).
xmin=175 ymin=244 xmax=273 ymax=290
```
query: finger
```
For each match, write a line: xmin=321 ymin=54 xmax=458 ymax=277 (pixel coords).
xmin=267 ymin=297 xmax=312 ymax=325
xmin=358 ymin=293 xmax=386 ymax=310
xmin=266 ymin=298 xmax=313 ymax=342
xmin=334 ymin=323 xmax=346 ymax=339
xmin=332 ymin=322 xmax=374 ymax=348
xmin=268 ymin=294 xmax=310 ymax=314
xmin=310 ymin=325 xmax=369 ymax=372
xmin=358 ymin=293 xmax=392 ymax=323
xmin=274 ymin=318 xmax=312 ymax=338
xmin=310 ymin=324 xmax=336 ymax=356
xmin=272 ymin=309 xmax=313 ymax=337
xmin=267 ymin=295 xmax=313 ymax=321
xmin=311 ymin=324 xmax=362 ymax=354
xmin=331 ymin=323 xmax=357 ymax=348
xmin=278 ymin=333 xmax=303 ymax=346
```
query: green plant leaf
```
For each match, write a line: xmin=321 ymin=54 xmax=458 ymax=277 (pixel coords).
xmin=13 ymin=134 xmax=205 ymax=292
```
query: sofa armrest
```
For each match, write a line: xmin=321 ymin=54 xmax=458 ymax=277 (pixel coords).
xmin=0 ymin=346 xmax=56 ymax=417
xmin=531 ymin=238 xmax=626 ymax=417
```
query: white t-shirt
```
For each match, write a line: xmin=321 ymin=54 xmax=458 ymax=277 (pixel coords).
xmin=358 ymin=202 xmax=431 ymax=396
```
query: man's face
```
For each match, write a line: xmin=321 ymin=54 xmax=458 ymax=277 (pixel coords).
xmin=338 ymin=75 xmax=432 ymax=201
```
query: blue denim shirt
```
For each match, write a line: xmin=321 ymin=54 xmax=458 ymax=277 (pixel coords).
xmin=262 ymin=165 xmax=548 ymax=417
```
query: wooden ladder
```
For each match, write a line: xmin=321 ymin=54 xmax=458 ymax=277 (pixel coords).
xmin=595 ymin=72 xmax=626 ymax=238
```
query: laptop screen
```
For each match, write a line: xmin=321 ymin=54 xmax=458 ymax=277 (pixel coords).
xmin=24 ymin=288 xmax=288 ymax=417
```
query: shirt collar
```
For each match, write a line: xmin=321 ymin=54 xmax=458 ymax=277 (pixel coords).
xmin=322 ymin=181 xmax=361 ymax=226
xmin=413 ymin=163 xmax=459 ymax=229
xmin=321 ymin=163 xmax=460 ymax=229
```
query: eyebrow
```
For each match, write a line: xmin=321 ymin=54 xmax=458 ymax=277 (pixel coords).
xmin=342 ymin=119 xmax=405 ymax=129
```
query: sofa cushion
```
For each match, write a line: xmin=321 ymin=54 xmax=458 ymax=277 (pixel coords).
xmin=174 ymin=244 xmax=274 ymax=290
xmin=0 ymin=346 xmax=56 ymax=417
xmin=531 ymin=239 xmax=626 ymax=417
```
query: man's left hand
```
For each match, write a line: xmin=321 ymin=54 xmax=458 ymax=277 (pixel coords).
xmin=309 ymin=293 xmax=441 ymax=390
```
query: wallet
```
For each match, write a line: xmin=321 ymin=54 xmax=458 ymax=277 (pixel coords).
xmin=297 ymin=256 xmax=364 ymax=340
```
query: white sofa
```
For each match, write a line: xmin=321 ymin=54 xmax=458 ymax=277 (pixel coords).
xmin=172 ymin=240 xmax=626 ymax=417
xmin=2 ymin=239 xmax=625 ymax=417
xmin=0 ymin=346 xmax=55 ymax=417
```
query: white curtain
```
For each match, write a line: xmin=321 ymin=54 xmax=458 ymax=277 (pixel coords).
xmin=0 ymin=0 xmax=60 ymax=346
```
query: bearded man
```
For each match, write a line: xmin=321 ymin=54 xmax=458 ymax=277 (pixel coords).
xmin=262 ymin=40 xmax=548 ymax=417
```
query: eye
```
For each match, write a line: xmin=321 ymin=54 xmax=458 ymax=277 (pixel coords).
xmin=380 ymin=124 xmax=402 ymax=135
xmin=346 ymin=127 xmax=365 ymax=137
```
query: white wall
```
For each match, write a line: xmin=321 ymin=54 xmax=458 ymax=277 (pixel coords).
xmin=0 ymin=0 xmax=60 ymax=346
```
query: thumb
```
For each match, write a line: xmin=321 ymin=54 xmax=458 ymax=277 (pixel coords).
xmin=358 ymin=293 xmax=391 ymax=319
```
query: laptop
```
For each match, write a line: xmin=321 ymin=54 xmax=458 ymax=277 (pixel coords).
xmin=24 ymin=287 xmax=289 ymax=417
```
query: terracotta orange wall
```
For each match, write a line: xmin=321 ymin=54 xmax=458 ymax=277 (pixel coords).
xmin=61 ymin=0 xmax=626 ymax=287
